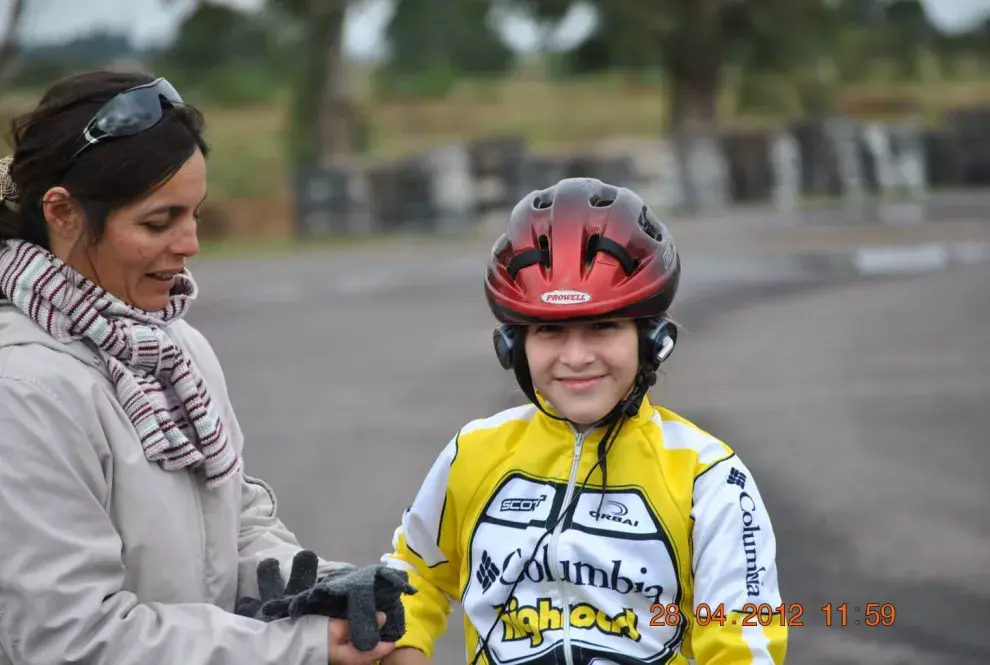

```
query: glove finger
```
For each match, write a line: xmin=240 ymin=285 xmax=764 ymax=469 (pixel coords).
xmin=234 ymin=597 xmax=262 ymax=618
xmin=373 ymin=585 xmax=403 ymax=606
xmin=306 ymin=581 xmax=335 ymax=602
xmin=286 ymin=592 xmax=310 ymax=619
xmin=347 ymin=588 xmax=382 ymax=652
xmin=256 ymin=558 xmax=285 ymax=602
xmin=286 ymin=582 xmax=331 ymax=619
xmin=379 ymin=603 xmax=407 ymax=643
xmin=286 ymin=550 xmax=319 ymax=595
xmin=261 ymin=597 xmax=294 ymax=621
xmin=313 ymin=592 xmax=348 ymax=619
xmin=373 ymin=580 xmax=418 ymax=608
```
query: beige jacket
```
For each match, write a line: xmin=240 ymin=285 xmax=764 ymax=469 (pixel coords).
xmin=0 ymin=302 xmax=349 ymax=665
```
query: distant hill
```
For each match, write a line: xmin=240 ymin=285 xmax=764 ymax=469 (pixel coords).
xmin=18 ymin=31 xmax=152 ymax=63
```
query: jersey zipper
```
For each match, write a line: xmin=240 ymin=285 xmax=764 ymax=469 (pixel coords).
xmin=549 ymin=428 xmax=586 ymax=665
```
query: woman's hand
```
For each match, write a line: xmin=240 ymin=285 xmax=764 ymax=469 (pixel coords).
xmin=328 ymin=612 xmax=396 ymax=664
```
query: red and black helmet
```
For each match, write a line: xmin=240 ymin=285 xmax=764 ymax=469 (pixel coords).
xmin=484 ymin=177 xmax=680 ymax=324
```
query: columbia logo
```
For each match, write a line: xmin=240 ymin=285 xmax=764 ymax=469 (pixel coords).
xmin=476 ymin=550 xmax=500 ymax=592
xmin=727 ymin=468 xmax=747 ymax=488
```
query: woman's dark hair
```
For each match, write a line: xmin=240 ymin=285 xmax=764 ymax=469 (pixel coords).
xmin=0 ymin=70 xmax=210 ymax=251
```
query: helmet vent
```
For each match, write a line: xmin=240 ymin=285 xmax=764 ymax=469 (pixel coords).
xmin=506 ymin=234 xmax=551 ymax=280
xmin=584 ymin=234 xmax=601 ymax=270
xmin=638 ymin=206 xmax=664 ymax=241
xmin=586 ymin=233 xmax=639 ymax=275
xmin=532 ymin=193 xmax=554 ymax=210
xmin=589 ymin=183 xmax=618 ymax=208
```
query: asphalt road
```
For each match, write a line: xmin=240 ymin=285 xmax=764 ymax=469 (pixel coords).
xmin=660 ymin=261 xmax=990 ymax=665
xmin=184 ymin=217 xmax=990 ymax=664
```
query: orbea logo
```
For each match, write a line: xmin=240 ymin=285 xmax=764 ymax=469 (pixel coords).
xmin=540 ymin=290 xmax=592 ymax=305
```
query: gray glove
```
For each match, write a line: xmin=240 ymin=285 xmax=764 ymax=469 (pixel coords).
xmin=286 ymin=564 xmax=418 ymax=651
xmin=234 ymin=551 xmax=417 ymax=652
xmin=234 ymin=549 xmax=324 ymax=621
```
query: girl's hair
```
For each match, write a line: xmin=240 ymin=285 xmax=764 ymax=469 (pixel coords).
xmin=0 ymin=70 xmax=210 ymax=251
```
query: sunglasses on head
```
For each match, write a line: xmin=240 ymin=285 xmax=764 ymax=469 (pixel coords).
xmin=70 ymin=77 xmax=184 ymax=161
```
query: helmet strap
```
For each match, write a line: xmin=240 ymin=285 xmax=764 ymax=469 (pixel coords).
xmin=510 ymin=343 xmax=569 ymax=422
xmin=596 ymin=317 xmax=674 ymax=426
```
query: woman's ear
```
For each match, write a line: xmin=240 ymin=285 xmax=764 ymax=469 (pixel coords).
xmin=41 ymin=186 xmax=86 ymax=245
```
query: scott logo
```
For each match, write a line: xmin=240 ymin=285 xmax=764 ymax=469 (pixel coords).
xmin=540 ymin=290 xmax=592 ymax=305
xmin=500 ymin=495 xmax=547 ymax=512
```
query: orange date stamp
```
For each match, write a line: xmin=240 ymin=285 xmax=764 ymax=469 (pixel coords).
xmin=648 ymin=602 xmax=896 ymax=627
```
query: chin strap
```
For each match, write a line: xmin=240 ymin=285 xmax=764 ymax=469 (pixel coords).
xmin=510 ymin=350 xmax=567 ymax=422
xmin=586 ymin=363 xmax=658 ymax=515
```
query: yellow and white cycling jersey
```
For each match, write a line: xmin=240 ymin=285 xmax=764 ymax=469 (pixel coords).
xmin=381 ymin=396 xmax=788 ymax=665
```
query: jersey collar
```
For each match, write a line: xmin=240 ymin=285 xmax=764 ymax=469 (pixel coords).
xmin=534 ymin=391 xmax=657 ymax=436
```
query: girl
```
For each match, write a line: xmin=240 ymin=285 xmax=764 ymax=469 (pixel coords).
xmin=380 ymin=177 xmax=788 ymax=665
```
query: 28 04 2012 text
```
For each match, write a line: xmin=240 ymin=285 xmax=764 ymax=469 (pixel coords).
xmin=648 ymin=602 xmax=896 ymax=627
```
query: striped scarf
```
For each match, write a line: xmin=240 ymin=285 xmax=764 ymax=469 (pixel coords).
xmin=0 ymin=238 xmax=241 ymax=488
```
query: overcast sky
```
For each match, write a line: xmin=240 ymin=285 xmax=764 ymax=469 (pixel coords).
xmin=2 ymin=0 xmax=989 ymax=60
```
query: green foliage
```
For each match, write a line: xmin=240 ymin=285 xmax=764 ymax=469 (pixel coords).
xmin=553 ymin=3 xmax=661 ymax=76
xmin=495 ymin=0 xmax=572 ymax=23
xmin=492 ymin=0 xmax=988 ymax=83
xmin=375 ymin=62 xmax=460 ymax=99
xmin=832 ymin=27 xmax=882 ymax=83
xmin=498 ymin=0 xmax=853 ymax=133
xmin=874 ymin=0 xmax=938 ymax=80
xmin=378 ymin=0 xmax=515 ymax=95
xmin=478 ymin=0 xmax=990 ymax=134
xmin=153 ymin=2 xmax=291 ymax=106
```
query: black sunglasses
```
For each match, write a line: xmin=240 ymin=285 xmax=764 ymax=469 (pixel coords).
xmin=70 ymin=77 xmax=184 ymax=161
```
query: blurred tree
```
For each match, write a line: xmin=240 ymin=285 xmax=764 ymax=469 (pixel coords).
xmin=155 ymin=2 xmax=286 ymax=105
xmin=0 ymin=0 xmax=27 ymax=89
xmin=379 ymin=0 xmax=514 ymax=97
xmin=161 ymin=0 xmax=362 ymax=165
xmin=881 ymin=0 xmax=939 ymax=79
xmin=937 ymin=15 xmax=990 ymax=77
xmin=550 ymin=3 xmax=660 ymax=75
xmin=492 ymin=0 xmax=842 ymax=204
xmin=273 ymin=0 xmax=362 ymax=165
xmin=165 ymin=3 xmax=275 ymax=74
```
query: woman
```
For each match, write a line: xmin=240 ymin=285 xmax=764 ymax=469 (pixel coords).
xmin=380 ymin=178 xmax=789 ymax=664
xmin=0 ymin=71 xmax=396 ymax=665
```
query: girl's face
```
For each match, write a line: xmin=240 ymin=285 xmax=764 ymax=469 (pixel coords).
xmin=525 ymin=319 xmax=639 ymax=427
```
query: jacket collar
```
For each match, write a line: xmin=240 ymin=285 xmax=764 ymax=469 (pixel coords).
xmin=0 ymin=303 xmax=112 ymax=380
xmin=533 ymin=390 xmax=657 ymax=438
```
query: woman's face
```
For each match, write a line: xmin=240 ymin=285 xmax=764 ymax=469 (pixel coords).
xmin=524 ymin=319 xmax=640 ymax=427
xmin=61 ymin=149 xmax=206 ymax=311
